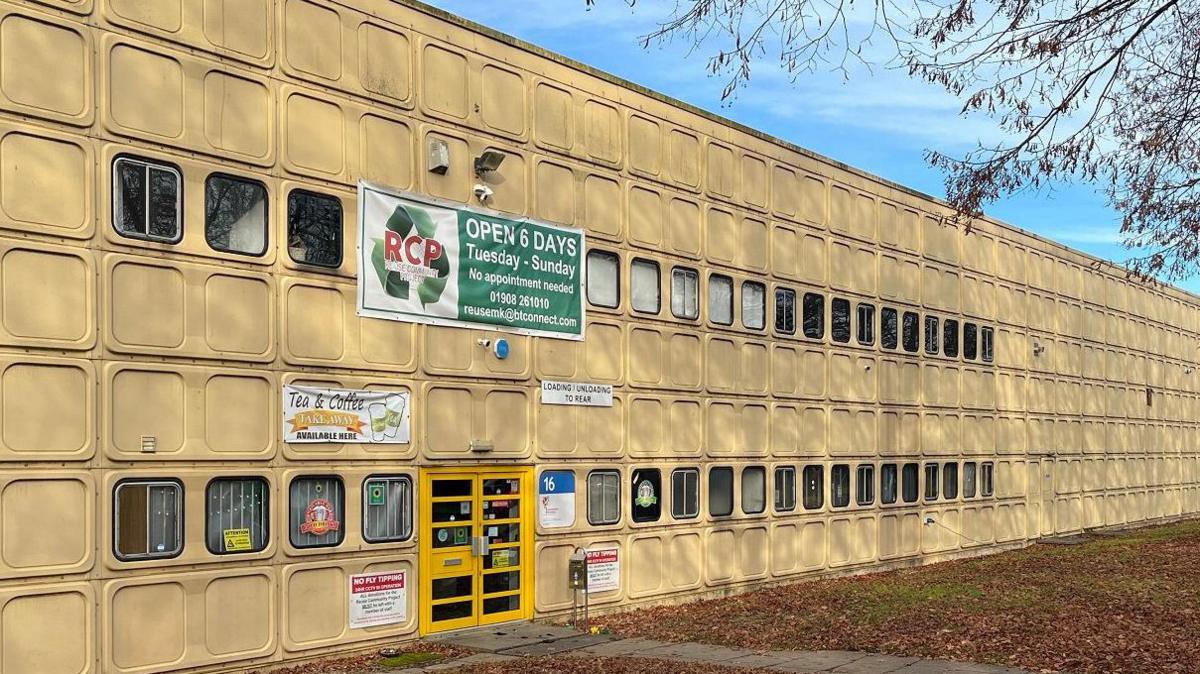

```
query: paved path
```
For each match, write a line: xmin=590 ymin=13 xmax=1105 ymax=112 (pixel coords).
xmin=399 ymin=622 xmax=1038 ymax=674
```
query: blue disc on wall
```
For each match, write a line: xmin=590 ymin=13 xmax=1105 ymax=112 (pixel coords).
xmin=493 ymin=338 xmax=510 ymax=360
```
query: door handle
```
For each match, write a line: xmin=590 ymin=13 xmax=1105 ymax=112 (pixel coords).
xmin=470 ymin=535 xmax=490 ymax=557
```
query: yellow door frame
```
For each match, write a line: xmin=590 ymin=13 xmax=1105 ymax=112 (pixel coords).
xmin=419 ymin=466 xmax=535 ymax=635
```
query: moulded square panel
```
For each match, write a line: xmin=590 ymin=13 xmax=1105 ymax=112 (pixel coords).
xmin=705 ymin=529 xmax=736 ymax=584
xmin=879 ymin=202 xmax=919 ymax=253
xmin=740 ymin=341 xmax=768 ymax=394
xmin=1 ymin=585 xmax=93 ymax=674
xmin=584 ymin=174 xmax=621 ymax=238
xmin=669 ymin=532 xmax=703 ymax=588
xmin=110 ymin=582 xmax=186 ymax=669
xmin=1 ymin=245 xmax=93 ymax=349
xmin=108 ymin=0 xmax=181 ymax=32
xmin=741 ymin=404 xmax=769 ymax=455
xmin=772 ymin=223 xmax=800 ymax=280
xmin=535 ymin=160 xmax=575 ymax=225
xmin=740 ymin=216 xmax=768 ymax=271
xmin=706 ymin=401 xmax=736 ymax=454
xmin=705 ymin=207 xmax=736 ymax=265
xmin=799 ymin=232 xmax=827 ymax=284
xmin=668 ymin=398 xmax=702 ymax=456
xmin=706 ymin=336 xmax=738 ymax=392
xmin=667 ymin=332 xmax=702 ymax=389
xmin=584 ymin=322 xmax=623 ymax=382
xmin=741 ymin=155 xmax=768 ymax=209
xmin=740 ymin=527 xmax=769 ymax=578
xmin=770 ymin=522 xmax=800 ymax=575
xmin=284 ymin=0 xmax=340 ymax=80
xmin=0 ymin=12 xmax=92 ymax=127
xmin=484 ymin=389 xmax=530 ymax=455
xmin=0 ymin=476 xmax=92 ymax=575
xmin=204 ymin=575 xmax=273 ymax=656
xmin=628 ymin=327 xmax=663 ymax=387
xmin=422 ymin=326 xmax=530 ymax=380
xmin=110 ymin=367 xmax=185 ymax=455
xmin=481 ymin=64 xmax=526 ymax=137
xmin=360 ymin=115 xmax=413 ymax=190
xmin=0 ymin=358 xmax=94 ymax=460
xmin=203 ymin=71 xmax=270 ymax=159
xmin=771 ymin=164 xmax=798 ymax=218
xmin=798 ymin=175 xmax=826 ymax=226
xmin=628 ymin=185 xmax=663 ymax=248
xmin=358 ymin=22 xmax=411 ymax=103
xmin=828 ymin=518 xmax=851 ymax=566
xmin=422 ymin=42 xmax=468 ymax=119
xmin=0 ymin=129 xmax=93 ymax=238
xmin=668 ymin=198 xmax=702 ymax=258
xmin=830 ymin=408 xmax=876 ymax=455
xmin=534 ymin=82 xmax=572 ymax=150
xmin=878 ymin=410 xmax=919 ymax=454
xmin=799 ymin=348 xmax=826 ymax=398
xmin=285 ymin=92 xmax=344 ymax=176
xmin=628 ymin=115 xmax=661 ymax=176
xmin=204 ymin=374 xmax=272 ymax=456
xmin=800 ymin=521 xmax=826 ymax=569
xmin=584 ymin=99 xmax=621 ymax=164
xmin=962 ymin=232 xmax=995 ymax=275
xmin=771 ymin=404 xmax=799 ymax=454
xmin=107 ymin=43 xmax=183 ymax=139
xmin=706 ymin=142 xmax=735 ymax=198
xmin=830 ymin=186 xmax=875 ymax=241
xmin=667 ymin=129 xmax=700 ymax=188
xmin=284 ymin=283 xmax=346 ymax=362
xmin=204 ymin=0 xmax=272 ymax=62
xmin=204 ymin=274 xmax=272 ymax=356
xmin=628 ymin=536 xmax=663 ymax=597
xmin=359 ymin=314 xmax=417 ymax=372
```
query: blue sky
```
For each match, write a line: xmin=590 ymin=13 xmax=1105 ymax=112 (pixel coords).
xmin=422 ymin=0 xmax=1196 ymax=292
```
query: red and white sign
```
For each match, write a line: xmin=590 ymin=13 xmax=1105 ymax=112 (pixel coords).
xmin=349 ymin=571 xmax=407 ymax=629
xmin=585 ymin=548 xmax=619 ymax=594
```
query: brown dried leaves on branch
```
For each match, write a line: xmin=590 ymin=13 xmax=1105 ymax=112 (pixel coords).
xmin=599 ymin=0 xmax=1200 ymax=281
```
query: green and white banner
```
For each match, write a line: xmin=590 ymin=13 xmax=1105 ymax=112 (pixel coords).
xmin=356 ymin=182 xmax=585 ymax=340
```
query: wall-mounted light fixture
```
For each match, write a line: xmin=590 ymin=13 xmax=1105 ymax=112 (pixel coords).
xmin=427 ymin=137 xmax=450 ymax=175
xmin=470 ymin=439 xmax=495 ymax=453
xmin=474 ymin=149 xmax=506 ymax=176
xmin=1033 ymin=341 xmax=1045 ymax=357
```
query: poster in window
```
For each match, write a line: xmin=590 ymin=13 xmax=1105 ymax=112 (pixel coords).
xmin=283 ymin=385 xmax=410 ymax=444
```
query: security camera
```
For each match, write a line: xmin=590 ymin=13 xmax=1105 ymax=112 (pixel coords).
xmin=474 ymin=149 xmax=506 ymax=175
xmin=473 ymin=184 xmax=494 ymax=202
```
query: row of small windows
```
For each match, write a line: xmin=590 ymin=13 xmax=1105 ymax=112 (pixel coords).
xmin=587 ymin=250 xmax=995 ymax=362
xmin=586 ymin=461 xmax=995 ymax=524
xmin=113 ymin=475 xmax=412 ymax=561
xmin=112 ymin=156 xmax=344 ymax=266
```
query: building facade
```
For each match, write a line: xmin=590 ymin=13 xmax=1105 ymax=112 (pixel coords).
xmin=0 ymin=0 xmax=1198 ymax=672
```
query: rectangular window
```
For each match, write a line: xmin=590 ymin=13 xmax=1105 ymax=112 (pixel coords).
xmin=363 ymin=476 xmax=413 ymax=543
xmin=287 ymin=190 xmax=343 ymax=267
xmin=981 ymin=462 xmax=995 ymax=497
xmin=902 ymin=463 xmax=919 ymax=503
xmin=924 ymin=464 xmax=939 ymax=501
xmin=856 ymin=465 xmax=875 ymax=505
xmin=963 ymin=462 xmax=977 ymax=499
xmin=831 ymin=464 xmax=851 ymax=508
xmin=631 ymin=258 xmax=660 ymax=314
xmin=802 ymin=465 xmax=824 ymax=510
xmin=113 ymin=156 xmax=182 ymax=243
xmin=206 ymin=174 xmax=267 ymax=255
xmin=902 ymin=311 xmax=919 ymax=352
xmin=587 ymin=470 xmax=620 ymax=525
xmin=924 ymin=316 xmax=940 ymax=355
xmin=671 ymin=267 xmax=700 ymax=319
xmin=709 ymin=275 xmax=734 ymax=325
xmin=943 ymin=462 xmax=959 ymax=499
xmin=671 ymin=468 xmax=699 ymax=519
xmin=881 ymin=308 xmax=898 ymax=349
xmin=709 ymin=467 xmax=734 ymax=516
xmin=115 ymin=479 xmax=182 ymax=560
xmin=631 ymin=468 xmax=662 ymax=523
xmin=881 ymin=463 xmax=898 ymax=504
xmin=742 ymin=281 xmax=766 ymax=330
xmin=982 ymin=327 xmax=995 ymax=362
xmin=802 ymin=292 xmax=825 ymax=339
xmin=856 ymin=303 xmax=875 ymax=345
xmin=206 ymin=477 xmax=269 ymax=554
xmin=944 ymin=319 xmax=960 ymax=358
xmin=290 ymin=476 xmax=345 ymax=548
xmin=963 ymin=322 xmax=978 ymax=360
xmin=774 ymin=466 xmax=797 ymax=511
xmin=586 ymin=250 xmax=620 ymax=308
xmin=775 ymin=288 xmax=797 ymax=335
xmin=831 ymin=298 xmax=851 ymax=343
xmin=741 ymin=466 xmax=766 ymax=514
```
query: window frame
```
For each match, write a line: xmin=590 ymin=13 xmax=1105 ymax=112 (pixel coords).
xmin=963 ymin=322 xmax=978 ymax=360
xmin=585 ymin=249 xmax=621 ymax=309
xmin=708 ymin=466 xmax=735 ymax=517
xmin=205 ymin=476 xmax=269 ymax=555
xmin=902 ymin=311 xmax=919 ymax=353
xmin=902 ymin=462 xmax=920 ymax=503
xmin=670 ymin=468 xmax=700 ymax=520
xmin=881 ymin=307 xmax=899 ymax=350
xmin=775 ymin=287 xmax=797 ymax=335
xmin=924 ymin=315 xmax=940 ymax=355
xmin=802 ymin=465 xmax=825 ymax=510
xmin=112 ymin=155 xmax=184 ymax=244
xmin=586 ymin=470 xmax=622 ymax=526
xmin=671 ymin=266 xmax=700 ymax=320
xmin=880 ymin=463 xmax=898 ymax=505
xmin=802 ymin=292 xmax=825 ymax=339
xmin=289 ymin=475 xmax=346 ymax=549
xmin=943 ymin=318 xmax=960 ymax=358
xmin=831 ymin=464 xmax=851 ymax=508
xmin=856 ymin=302 xmax=876 ymax=346
xmin=924 ymin=463 xmax=940 ymax=501
xmin=287 ymin=188 xmax=344 ymax=268
xmin=630 ymin=257 xmax=661 ymax=315
xmin=741 ymin=280 xmax=767 ymax=331
xmin=943 ymin=462 xmax=959 ymax=500
xmin=631 ymin=467 xmax=663 ymax=523
xmin=362 ymin=474 xmax=414 ymax=543
xmin=114 ymin=478 xmax=184 ymax=562
xmin=708 ymin=274 xmax=735 ymax=326
xmin=741 ymin=466 xmax=767 ymax=515
xmin=856 ymin=464 xmax=875 ymax=506
xmin=981 ymin=462 xmax=995 ymax=497
xmin=204 ymin=172 xmax=268 ymax=256
xmin=963 ymin=462 xmax=978 ymax=499
xmin=981 ymin=326 xmax=995 ymax=363
xmin=774 ymin=466 xmax=797 ymax=512
xmin=831 ymin=297 xmax=851 ymax=343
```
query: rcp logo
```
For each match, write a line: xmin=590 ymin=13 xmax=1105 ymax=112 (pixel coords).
xmin=370 ymin=202 xmax=450 ymax=307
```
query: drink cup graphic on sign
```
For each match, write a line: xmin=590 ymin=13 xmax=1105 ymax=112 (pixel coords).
xmin=384 ymin=394 xmax=405 ymax=439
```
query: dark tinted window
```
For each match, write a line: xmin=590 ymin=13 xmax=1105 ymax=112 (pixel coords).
xmin=831 ymin=298 xmax=851 ymax=343
xmin=206 ymin=174 xmax=267 ymax=255
xmin=902 ymin=311 xmax=919 ymax=352
xmin=287 ymin=190 xmax=343 ymax=267
xmin=831 ymin=464 xmax=850 ymax=508
xmin=856 ymin=465 xmax=875 ymax=505
xmin=924 ymin=316 xmax=939 ymax=355
xmin=902 ymin=463 xmax=919 ymax=502
xmin=943 ymin=462 xmax=959 ymax=499
xmin=881 ymin=464 xmax=898 ymax=504
xmin=631 ymin=468 xmax=662 ymax=523
xmin=982 ymin=327 xmax=995 ymax=362
xmin=709 ymin=467 xmax=734 ymax=517
xmin=881 ymin=308 xmax=898 ymax=349
xmin=113 ymin=157 xmax=182 ymax=243
xmin=924 ymin=463 xmax=939 ymax=501
xmin=803 ymin=293 xmax=825 ymax=339
xmin=943 ymin=319 xmax=960 ymax=358
xmin=775 ymin=288 xmax=797 ymax=334
xmin=963 ymin=322 xmax=978 ymax=360
xmin=802 ymin=465 xmax=824 ymax=510
xmin=856 ymin=303 xmax=875 ymax=345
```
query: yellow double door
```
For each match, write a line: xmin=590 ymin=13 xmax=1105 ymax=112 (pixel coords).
xmin=419 ymin=467 xmax=533 ymax=634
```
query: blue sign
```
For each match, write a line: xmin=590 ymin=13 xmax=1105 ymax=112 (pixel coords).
xmin=493 ymin=338 xmax=510 ymax=360
xmin=539 ymin=470 xmax=575 ymax=494
xmin=538 ymin=470 xmax=576 ymax=528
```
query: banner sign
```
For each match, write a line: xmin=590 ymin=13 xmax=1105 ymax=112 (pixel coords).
xmin=541 ymin=380 xmax=613 ymax=407
xmin=283 ymin=385 xmax=410 ymax=444
xmin=357 ymin=182 xmax=586 ymax=340
xmin=349 ymin=571 xmax=407 ymax=629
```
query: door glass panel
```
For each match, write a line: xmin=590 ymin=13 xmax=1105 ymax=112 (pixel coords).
xmin=482 ymin=499 xmax=519 ymax=520
xmin=483 ymin=571 xmax=521 ymax=594
xmin=483 ymin=478 xmax=520 ymax=495
xmin=484 ymin=547 xmax=520 ymax=570
xmin=432 ymin=576 xmax=473 ymax=600
xmin=432 ymin=500 xmax=471 ymax=522
xmin=432 ymin=479 xmax=472 ymax=497
xmin=483 ymin=595 xmax=521 ymax=615
xmin=433 ymin=524 xmax=472 ymax=548
xmin=483 ymin=523 xmax=519 ymax=544
xmin=432 ymin=601 xmax=473 ymax=622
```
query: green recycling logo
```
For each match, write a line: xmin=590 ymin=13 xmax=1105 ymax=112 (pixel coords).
xmin=370 ymin=202 xmax=450 ymax=308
